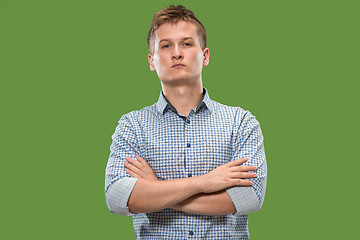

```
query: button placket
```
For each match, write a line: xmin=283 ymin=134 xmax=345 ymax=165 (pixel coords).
xmin=184 ymin=115 xmax=192 ymax=179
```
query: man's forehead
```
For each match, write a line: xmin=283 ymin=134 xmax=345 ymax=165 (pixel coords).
xmin=154 ymin=21 xmax=198 ymax=42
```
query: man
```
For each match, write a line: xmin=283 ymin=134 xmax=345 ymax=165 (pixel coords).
xmin=105 ymin=5 xmax=267 ymax=239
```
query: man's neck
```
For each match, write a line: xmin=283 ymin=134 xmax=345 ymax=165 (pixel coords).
xmin=161 ymin=83 xmax=204 ymax=117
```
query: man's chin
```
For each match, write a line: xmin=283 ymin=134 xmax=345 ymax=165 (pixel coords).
xmin=159 ymin=77 xmax=198 ymax=87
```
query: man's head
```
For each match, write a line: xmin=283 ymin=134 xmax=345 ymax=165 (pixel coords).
xmin=147 ymin=5 xmax=210 ymax=86
xmin=147 ymin=5 xmax=206 ymax=55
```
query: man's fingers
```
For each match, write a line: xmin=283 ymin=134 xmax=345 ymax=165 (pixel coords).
xmin=232 ymin=179 xmax=253 ymax=186
xmin=231 ymin=165 xmax=257 ymax=172
xmin=135 ymin=155 xmax=151 ymax=167
xmin=124 ymin=161 xmax=140 ymax=174
xmin=126 ymin=157 xmax=143 ymax=168
xmin=227 ymin=158 xmax=248 ymax=167
xmin=230 ymin=172 xmax=257 ymax=179
xmin=125 ymin=168 xmax=141 ymax=178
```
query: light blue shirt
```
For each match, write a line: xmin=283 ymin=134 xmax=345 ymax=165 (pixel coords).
xmin=105 ymin=89 xmax=267 ymax=239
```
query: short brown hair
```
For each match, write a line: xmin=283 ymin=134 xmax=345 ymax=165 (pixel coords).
xmin=147 ymin=5 xmax=207 ymax=55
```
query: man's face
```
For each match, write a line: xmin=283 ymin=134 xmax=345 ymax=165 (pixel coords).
xmin=148 ymin=21 xmax=209 ymax=86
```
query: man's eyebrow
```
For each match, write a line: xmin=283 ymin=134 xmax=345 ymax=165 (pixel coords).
xmin=159 ymin=39 xmax=171 ymax=44
xmin=158 ymin=37 xmax=194 ymax=44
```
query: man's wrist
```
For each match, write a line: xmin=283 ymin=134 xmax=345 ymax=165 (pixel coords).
xmin=189 ymin=175 xmax=205 ymax=194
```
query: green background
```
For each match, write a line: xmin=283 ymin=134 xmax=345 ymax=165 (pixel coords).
xmin=1 ymin=0 xmax=358 ymax=239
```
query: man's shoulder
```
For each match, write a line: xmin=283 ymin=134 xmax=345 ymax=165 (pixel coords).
xmin=211 ymin=99 xmax=250 ymax=118
xmin=210 ymin=99 xmax=261 ymax=130
xmin=211 ymin=103 xmax=261 ymax=140
xmin=117 ymin=103 xmax=160 ymax=123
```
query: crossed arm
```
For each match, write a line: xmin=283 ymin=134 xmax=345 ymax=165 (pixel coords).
xmin=106 ymin=111 xmax=266 ymax=216
xmin=124 ymin=155 xmax=257 ymax=215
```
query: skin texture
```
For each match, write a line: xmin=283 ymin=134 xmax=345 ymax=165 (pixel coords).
xmin=125 ymin=21 xmax=257 ymax=215
xmin=126 ymin=156 xmax=256 ymax=214
xmin=148 ymin=21 xmax=209 ymax=87
xmin=148 ymin=20 xmax=209 ymax=116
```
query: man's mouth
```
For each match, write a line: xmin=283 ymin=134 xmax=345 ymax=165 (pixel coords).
xmin=172 ymin=64 xmax=185 ymax=68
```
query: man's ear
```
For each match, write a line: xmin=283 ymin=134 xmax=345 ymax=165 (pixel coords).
xmin=202 ymin=48 xmax=210 ymax=66
xmin=148 ymin=54 xmax=156 ymax=71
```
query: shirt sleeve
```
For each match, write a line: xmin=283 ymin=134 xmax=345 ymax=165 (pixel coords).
xmin=105 ymin=113 xmax=142 ymax=216
xmin=226 ymin=109 xmax=267 ymax=215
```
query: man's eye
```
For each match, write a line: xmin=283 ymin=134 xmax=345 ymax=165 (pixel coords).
xmin=183 ymin=43 xmax=192 ymax=46
xmin=162 ymin=44 xmax=171 ymax=48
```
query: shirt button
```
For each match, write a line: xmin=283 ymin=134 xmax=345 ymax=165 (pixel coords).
xmin=189 ymin=231 xmax=194 ymax=236
xmin=186 ymin=119 xmax=190 ymax=124
xmin=187 ymin=143 xmax=191 ymax=147
xmin=188 ymin=173 xmax=192 ymax=177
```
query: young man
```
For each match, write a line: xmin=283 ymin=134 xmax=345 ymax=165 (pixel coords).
xmin=105 ymin=5 xmax=267 ymax=239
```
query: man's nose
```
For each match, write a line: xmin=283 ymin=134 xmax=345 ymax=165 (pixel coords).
xmin=172 ymin=45 xmax=183 ymax=60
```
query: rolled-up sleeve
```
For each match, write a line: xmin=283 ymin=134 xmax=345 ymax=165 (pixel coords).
xmin=226 ymin=109 xmax=267 ymax=215
xmin=105 ymin=113 xmax=143 ymax=216
xmin=106 ymin=177 xmax=138 ymax=216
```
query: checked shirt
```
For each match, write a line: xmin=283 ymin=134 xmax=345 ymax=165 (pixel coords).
xmin=105 ymin=89 xmax=267 ymax=239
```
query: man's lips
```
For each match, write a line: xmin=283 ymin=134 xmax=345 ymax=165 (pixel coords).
xmin=172 ymin=64 xmax=185 ymax=68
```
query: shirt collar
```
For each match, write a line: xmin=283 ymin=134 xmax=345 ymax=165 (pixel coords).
xmin=155 ymin=88 xmax=214 ymax=115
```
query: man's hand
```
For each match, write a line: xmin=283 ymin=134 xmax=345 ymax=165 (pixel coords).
xmin=125 ymin=156 xmax=256 ymax=193
xmin=197 ymin=158 xmax=257 ymax=193
xmin=124 ymin=156 xmax=256 ymax=214
xmin=124 ymin=155 xmax=158 ymax=181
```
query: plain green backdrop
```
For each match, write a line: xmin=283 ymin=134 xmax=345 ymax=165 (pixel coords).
xmin=1 ymin=0 xmax=359 ymax=239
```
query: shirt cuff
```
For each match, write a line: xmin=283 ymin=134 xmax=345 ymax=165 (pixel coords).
xmin=105 ymin=177 xmax=138 ymax=216
xmin=226 ymin=186 xmax=260 ymax=215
